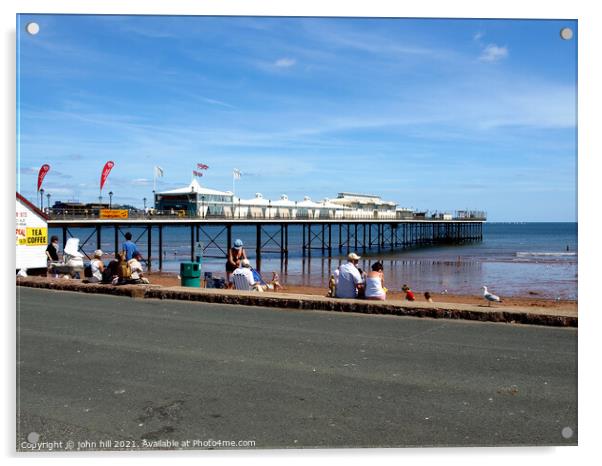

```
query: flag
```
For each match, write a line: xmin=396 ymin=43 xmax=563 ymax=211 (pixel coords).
xmin=233 ymin=168 xmax=241 ymax=180
xmin=193 ymin=170 xmax=203 ymax=177
xmin=100 ymin=161 xmax=115 ymax=190
xmin=37 ymin=164 xmax=50 ymax=191
xmin=197 ymin=163 xmax=209 ymax=170
xmin=155 ymin=166 xmax=164 ymax=177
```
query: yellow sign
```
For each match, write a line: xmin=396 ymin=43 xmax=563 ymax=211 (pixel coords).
xmin=100 ymin=209 xmax=129 ymax=219
xmin=24 ymin=227 xmax=47 ymax=246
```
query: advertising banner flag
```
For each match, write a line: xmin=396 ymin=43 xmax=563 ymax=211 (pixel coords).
xmin=100 ymin=161 xmax=115 ymax=190
xmin=37 ymin=164 xmax=50 ymax=191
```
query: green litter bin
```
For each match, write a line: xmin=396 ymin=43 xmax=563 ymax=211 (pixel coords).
xmin=180 ymin=261 xmax=201 ymax=287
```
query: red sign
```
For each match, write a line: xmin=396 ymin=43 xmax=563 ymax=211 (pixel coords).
xmin=37 ymin=164 xmax=50 ymax=191
xmin=100 ymin=161 xmax=115 ymax=190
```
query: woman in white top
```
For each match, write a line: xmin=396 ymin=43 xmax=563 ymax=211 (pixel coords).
xmin=364 ymin=262 xmax=386 ymax=300
xmin=89 ymin=249 xmax=105 ymax=283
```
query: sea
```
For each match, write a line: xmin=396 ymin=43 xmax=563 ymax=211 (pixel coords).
xmin=51 ymin=222 xmax=578 ymax=300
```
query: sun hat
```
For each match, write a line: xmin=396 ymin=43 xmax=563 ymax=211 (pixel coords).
xmin=234 ymin=239 xmax=244 ymax=249
xmin=241 ymin=259 xmax=251 ymax=268
xmin=348 ymin=252 xmax=361 ymax=261
xmin=94 ymin=249 xmax=103 ymax=258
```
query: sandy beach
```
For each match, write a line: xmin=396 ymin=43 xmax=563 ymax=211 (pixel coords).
xmin=145 ymin=271 xmax=577 ymax=313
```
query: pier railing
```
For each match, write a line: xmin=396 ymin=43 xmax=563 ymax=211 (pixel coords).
xmin=46 ymin=209 xmax=486 ymax=222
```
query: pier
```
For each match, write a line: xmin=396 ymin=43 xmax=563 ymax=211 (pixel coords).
xmin=48 ymin=216 xmax=484 ymax=272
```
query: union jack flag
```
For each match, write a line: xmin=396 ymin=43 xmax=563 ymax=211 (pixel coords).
xmin=197 ymin=163 xmax=209 ymax=170
xmin=193 ymin=170 xmax=203 ymax=177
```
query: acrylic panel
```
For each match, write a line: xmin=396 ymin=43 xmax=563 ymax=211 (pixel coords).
xmin=16 ymin=14 xmax=577 ymax=451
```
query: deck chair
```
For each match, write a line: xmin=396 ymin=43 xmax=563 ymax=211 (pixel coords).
xmin=232 ymin=272 xmax=253 ymax=291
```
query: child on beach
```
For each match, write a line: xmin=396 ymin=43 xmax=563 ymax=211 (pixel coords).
xmin=270 ymin=272 xmax=283 ymax=291
xmin=327 ymin=273 xmax=337 ymax=297
xmin=424 ymin=291 xmax=433 ymax=303
xmin=402 ymin=284 xmax=416 ymax=301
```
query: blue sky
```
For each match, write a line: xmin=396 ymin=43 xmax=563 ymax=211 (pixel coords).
xmin=16 ymin=15 xmax=577 ymax=221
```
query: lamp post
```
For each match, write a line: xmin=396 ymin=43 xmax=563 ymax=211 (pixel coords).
xmin=46 ymin=193 xmax=51 ymax=213
xmin=201 ymin=196 xmax=205 ymax=219
xmin=143 ymin=197 xmax=147 ymax=211
xmin=39 ymin=188 xmax=44 ymax=209
xmin=109 ymin=191 xmax=113 ymax=209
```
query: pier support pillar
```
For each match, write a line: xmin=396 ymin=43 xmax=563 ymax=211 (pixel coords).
xmin=114 ymin=226 xmax=119 ymax=255
xmin=190 ymin=225 xmax=194 ymax=262
xmin=256 ymin=224 xmax=262 ymax=271
xmin=96 ymin=226 xmax=101 ymax=251
xmin=158 ymin=225 xmax=163 ymax=271
xmin=147 ymin=226 xmax=152 ymax=271
xmin=321 ymin=224 xmax=325 ymax=253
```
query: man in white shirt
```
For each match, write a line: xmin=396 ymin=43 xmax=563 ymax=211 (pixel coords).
xmin=232 ymin=259 xmax=262 ymax=291
xmin=335 ymin=253 xmax=364 ymax=298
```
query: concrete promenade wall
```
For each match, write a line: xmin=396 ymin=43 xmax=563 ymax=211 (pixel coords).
xmin=16 ymin=277 xmax=577 ymax=328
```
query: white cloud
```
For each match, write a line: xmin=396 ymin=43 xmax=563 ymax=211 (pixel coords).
xmin=479 ymin=44 xmax=509 ymax=62
xmin=131 ymin=178 xmax=153 ymax=186
xmin=473 ymin=32 xmax=484 ymax=42
xmin=274 ymin=57 xmax=296 ymax=67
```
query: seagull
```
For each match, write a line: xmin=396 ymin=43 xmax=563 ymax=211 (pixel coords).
xmin=482 ymin=286 xmax=501 ymax=306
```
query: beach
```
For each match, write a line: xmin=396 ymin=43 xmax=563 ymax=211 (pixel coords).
xmin=144 ymin=271 xmax=577 ymax=313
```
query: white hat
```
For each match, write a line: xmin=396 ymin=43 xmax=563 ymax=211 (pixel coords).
xmin=348 ymin=252 xmax=361 ymax=261
xmin=94 ymin=249 xmax=103 ymax=258
xmin=241 ymin=259 xmax=251 ymax=268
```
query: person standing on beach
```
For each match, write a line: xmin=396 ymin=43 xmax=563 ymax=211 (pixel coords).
xmin=226 ymin=239 xmax=248 ymax=286
xmin=335 ymin=253 xmax=364 ymax=299
xmin=122 ymin=232 xmax=140 ymax=261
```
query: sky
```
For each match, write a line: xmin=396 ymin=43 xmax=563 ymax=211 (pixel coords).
xmin=16 ymin=15 xmax=577 ymax=221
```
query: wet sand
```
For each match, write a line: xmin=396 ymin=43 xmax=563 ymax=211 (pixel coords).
xmin=145 ymin=271 xmax=577 ymax=313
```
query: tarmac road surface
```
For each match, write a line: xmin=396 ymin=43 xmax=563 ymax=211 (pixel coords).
xmin=16 ymin=287 xmax=577 ymax=450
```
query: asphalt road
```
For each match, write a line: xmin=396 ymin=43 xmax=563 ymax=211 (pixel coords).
xmin=16 ymin=287 xmax=577 ymax=450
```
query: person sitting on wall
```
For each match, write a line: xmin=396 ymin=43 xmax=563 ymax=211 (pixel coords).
xmin=232 ymin=259 xmax=263 ymax=291
xmin=87 ymin=249 xmax=105 ymax=283
xmin=102 ymin=254 xmax=120 ymax=284
xmin=364 ymin=262 xmax=387 ymax=301
xmin=128 ymin=252 xmax=150 ymax=284
xmin=335 ymin=253 xmax=364 ymax=299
